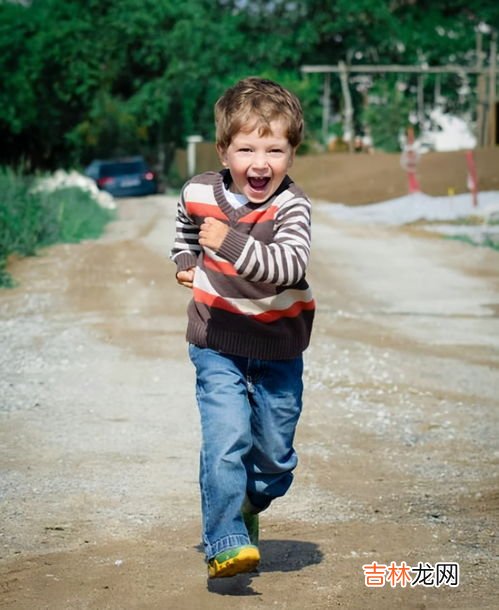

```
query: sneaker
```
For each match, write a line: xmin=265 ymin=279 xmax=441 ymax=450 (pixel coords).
xmin=242 ymin=510 xmax=259 ymax=547
xmin=208 ymin=545 xmax=260 ymax=579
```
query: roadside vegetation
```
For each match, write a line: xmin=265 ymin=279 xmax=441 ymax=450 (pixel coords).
xmin=0 ymin=168 xmax=114 ymax=287
xmin=435 ymin=214 xmax=499 ymax=251
xmin=447 ymin=234 xmax=499 ymax=251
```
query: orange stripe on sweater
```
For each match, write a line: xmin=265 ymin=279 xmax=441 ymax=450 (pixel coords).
xmin=193 ymin=289 xmax=241 ymax=315
xmin=193 ymin=288 xmax=315 ymax=322
xmin=204 ymin=256 xmax=238 ymax=276
xmin=239 ymin=205 xmax=277 ymax=224
xmin=186 ymin=201 xmax=227 ymax=220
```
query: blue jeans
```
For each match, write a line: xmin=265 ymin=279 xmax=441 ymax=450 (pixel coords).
xmin=188 ymin=344 xmax=304 ymax=560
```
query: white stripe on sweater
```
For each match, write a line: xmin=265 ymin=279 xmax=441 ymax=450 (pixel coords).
xmin=194 ymin=267 xmax=313 ymax=315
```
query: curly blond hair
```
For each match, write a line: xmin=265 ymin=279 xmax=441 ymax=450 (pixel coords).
xmin=215 ymin=77 xmax=304 ymax=151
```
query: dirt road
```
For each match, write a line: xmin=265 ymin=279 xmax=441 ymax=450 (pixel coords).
xmin=1 ymin=195 xmax=498 ymax=610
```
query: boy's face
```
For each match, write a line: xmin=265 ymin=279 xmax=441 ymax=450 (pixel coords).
xmin=218 ymin=119 xmax=295 ymax=204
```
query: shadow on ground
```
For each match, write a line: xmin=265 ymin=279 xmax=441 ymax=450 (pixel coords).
xmin=206 ymin=540 xmax=323 ymax=596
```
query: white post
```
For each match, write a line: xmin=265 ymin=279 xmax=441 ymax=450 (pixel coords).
xmin=186 ymin=135 xmax=203 ymax=176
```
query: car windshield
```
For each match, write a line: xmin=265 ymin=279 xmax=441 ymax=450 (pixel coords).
xmin=101 ymin=161 xmax=145 ymax=177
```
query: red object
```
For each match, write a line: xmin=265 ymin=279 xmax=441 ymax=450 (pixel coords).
xmin=97 ymin=176 xmax=114 ymax=187
xmin=405 ymin=127 xmax=420 ymax=194
xmin=407 ymin=171 xmax=420 ymax=194
xmin=144 ymin=171 xmax=155 ymax=181
xmin=465 ymin=150 xmax=479 ymax=207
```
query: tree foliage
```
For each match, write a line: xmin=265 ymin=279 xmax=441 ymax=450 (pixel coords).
xmin=0 ymin=0 xmax=497 ymax=168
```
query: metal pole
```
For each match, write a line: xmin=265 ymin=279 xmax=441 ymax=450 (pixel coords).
xmin=434 ymin=74 xmax=441 ymax=105
xmin=476 ymin=30 xmax=486 ymax=147
xmin=302 ymin=64 xmax=490 ymax=75
xmin=339 ymin=61 xmax=354 ymax=153
xmin=322 ymin=73 xmax=331 ymax=147
xmin=488 ymin=33 xmax=497 ymax=147
xmin=417 ymin=74 xmax=425 ymax=129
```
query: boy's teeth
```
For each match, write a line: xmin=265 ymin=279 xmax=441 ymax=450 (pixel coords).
xmin=249 ymin=177 xmax=268 ymax=189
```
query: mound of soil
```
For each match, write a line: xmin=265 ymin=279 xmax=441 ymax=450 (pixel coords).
xmin=291 ymin=148 xmax=499 ymax=205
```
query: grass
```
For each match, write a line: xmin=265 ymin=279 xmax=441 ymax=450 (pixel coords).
xmin=0 ymin=168 xmax=115 ymax=287
xmin=446 ymin=234 xmax=499 ymax=252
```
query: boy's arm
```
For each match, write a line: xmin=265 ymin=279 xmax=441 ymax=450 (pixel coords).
xmin=170 ymin=190 xmax=201 ymax=276
xmin=202 ymin=198 xmax=311 ymax=286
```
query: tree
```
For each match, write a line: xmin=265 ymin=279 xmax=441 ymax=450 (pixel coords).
xmin=0 ymin=0 xmax=496 ymax=170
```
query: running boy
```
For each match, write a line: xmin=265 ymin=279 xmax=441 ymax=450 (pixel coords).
xmin=171 ymin=77 xmax=315 ymax=578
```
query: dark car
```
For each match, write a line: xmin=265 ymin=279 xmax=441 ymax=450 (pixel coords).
xmin=84 ymin=156 xmax=158 ymax=198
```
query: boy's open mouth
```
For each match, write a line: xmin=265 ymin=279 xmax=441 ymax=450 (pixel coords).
xmin=248 ymin=177 xmax=270 ymax=191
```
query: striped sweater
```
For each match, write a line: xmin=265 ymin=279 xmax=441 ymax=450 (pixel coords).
xmin=171 ymin=170 xmax=315 ymax=359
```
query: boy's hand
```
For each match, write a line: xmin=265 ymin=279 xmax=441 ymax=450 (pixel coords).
xmin=176 ymin=267 xmax=195 ymax=289
xmin=199 ymin=217 xmax=229 ymax=251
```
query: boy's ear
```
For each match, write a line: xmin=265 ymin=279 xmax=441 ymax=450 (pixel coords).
xmin=288 ymin=147 xmax=296 ymax=168
xmin=217 ymin=144 xmax=228 ymax=167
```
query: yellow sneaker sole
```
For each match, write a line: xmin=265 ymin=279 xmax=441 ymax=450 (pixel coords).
xmin=208 ymin=545 xmax=260 ymax=579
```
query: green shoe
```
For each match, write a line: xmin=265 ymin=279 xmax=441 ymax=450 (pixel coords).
xmin=208 ymin=545 xmax=260 ymax=579
xmin=242 ymin=510 xmax=259 ymax=547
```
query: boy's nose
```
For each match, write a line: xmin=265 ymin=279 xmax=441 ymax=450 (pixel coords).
xmin=252 ymin=152 xmax=269 ymax=169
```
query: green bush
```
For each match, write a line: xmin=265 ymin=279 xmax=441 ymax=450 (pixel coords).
xmin=0 ymin=168 xmax=114 ymax=287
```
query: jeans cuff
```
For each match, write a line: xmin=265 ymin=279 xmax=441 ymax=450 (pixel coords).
xmin=206 ymin=534 xmax=251 ymax=560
